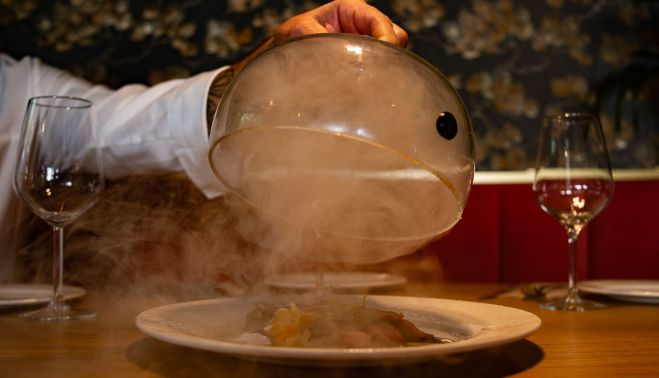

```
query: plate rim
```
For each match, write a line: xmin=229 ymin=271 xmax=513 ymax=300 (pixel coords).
xmin=579 ymin=279 xmax=659 ymax=302
xmin=135 ymin=295 xmax=542 ymax=363
xmin=264 ymin=271 xmax=407 ymax=290
xmin=0 ymin=283 xmax=86 ymax=307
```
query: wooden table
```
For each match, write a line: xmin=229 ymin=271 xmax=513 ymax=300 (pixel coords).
xmin=1 ymin=282 xmax=658 ymax=377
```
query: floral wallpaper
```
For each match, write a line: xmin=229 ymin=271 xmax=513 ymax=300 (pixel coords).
xmin=1 ymin=0 xmax=657 ymax=170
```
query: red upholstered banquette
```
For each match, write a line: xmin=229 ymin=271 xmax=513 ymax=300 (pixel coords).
xmin=428 ymin=170 xmax=659 ymax=282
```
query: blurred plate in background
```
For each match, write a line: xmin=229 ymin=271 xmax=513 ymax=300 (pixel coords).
xmin=579 ymin=280 xmax=659 ymax=304
xmin=0 ymin=284 xmax=86 ymax=308
xmin=265 ymin=272 xmax=406 ymax=292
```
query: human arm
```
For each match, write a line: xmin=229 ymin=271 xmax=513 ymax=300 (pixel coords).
xmin=1 ymin=1 xmax=409 ymax=199
xmin=0 ymin=53 xmax=228 ymax=197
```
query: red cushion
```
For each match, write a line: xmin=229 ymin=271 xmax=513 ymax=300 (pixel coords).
xmin=428 ymin=179 xmax=659 ymax=282
xmin=431 ymin=185 xmax=500 ymax=281
xmin=588 ymin=181 xmax=659 ymax=279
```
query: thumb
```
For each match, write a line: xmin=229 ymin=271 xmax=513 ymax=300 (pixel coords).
xmin=368 ymin=17 xmax=399 ymax=45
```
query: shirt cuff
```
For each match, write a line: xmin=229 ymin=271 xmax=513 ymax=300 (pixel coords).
xmin=172 ymin=66 xmax=233 ymax=198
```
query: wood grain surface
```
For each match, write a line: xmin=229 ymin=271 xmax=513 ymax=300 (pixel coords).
xmin=1 ymin=282 xmax=658 ymax=377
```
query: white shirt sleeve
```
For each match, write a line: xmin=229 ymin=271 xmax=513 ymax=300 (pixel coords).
xmin=0 ymin=53 xmax=228 ymax=198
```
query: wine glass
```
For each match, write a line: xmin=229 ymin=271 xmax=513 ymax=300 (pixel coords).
xmin=533 ymin=112 xmax=614 ymax=311
xmin=14 ymin=96 xmax=104 ymax=320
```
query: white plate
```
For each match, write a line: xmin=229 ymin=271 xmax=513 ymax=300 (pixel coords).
xmin=579 ymin=280 xmax=659 ymax=304
xmin=265 ymin=272 xmax=406 ymax=291
xmin=0 ymin=283 xmax=86 ymax=308
xmin=135 ymin=295 xmax=541 ymax=365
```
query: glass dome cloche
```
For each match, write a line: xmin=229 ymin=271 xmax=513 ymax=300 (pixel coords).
xmin=209 ymin=34 xmax=474 ymax=264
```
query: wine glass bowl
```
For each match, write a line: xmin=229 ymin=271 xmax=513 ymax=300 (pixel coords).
xmin=14 ymin=96 xmax=104 ymax=320
xmin=533 ymin=112 xmax=614 ymax=311
xmin=534 ymin=176 xmax=612 ymax=231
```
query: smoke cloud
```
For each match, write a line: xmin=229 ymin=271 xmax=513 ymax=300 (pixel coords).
xmin=209 ymin=35 xmax=474 ymax=270
xmin=15 ymin=36 xmax=473 ymax=297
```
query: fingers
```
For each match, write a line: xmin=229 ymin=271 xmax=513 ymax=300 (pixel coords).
xmin=372 ymin=21 xmax=408 ymax=47
xmin=365 ymin=15 xmax=400 ymax=46
xmin=273 ymin=16 xmax=329 ymax=45
xmin=273 ymin=0 xmax=409 ymax=47
xmin=337 ymin=1 xmax=406 ymax=46
xmin=393 ymin=23 xmax=409 ymax=47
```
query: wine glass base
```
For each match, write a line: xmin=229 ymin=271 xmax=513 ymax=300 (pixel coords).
xmin=540 ymin=296 xmax=606 ymax=312
xmin=19 ymin=302 xmax=95 ymax=321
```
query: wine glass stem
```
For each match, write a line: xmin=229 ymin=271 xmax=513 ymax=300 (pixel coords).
xmin=52 ymin=226 xmax=67 ymax=311
xmin=566 ymin=226 xmax=580 ymax=303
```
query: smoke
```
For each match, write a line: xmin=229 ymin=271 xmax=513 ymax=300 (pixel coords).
xmin=15 ymin=173 xmax=272 ymax=296
xmin=216 ymin=128 xmax=460 ymax=267
xmin=209 ymin=35 xmax=474 ymax=270
xmin=15 ymin=36 xmax=472 ymax=296
xmin=15 ymin=170 xmax=445 ymax=295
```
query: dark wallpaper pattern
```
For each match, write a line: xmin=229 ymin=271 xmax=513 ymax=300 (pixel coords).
xmin=1 ymin=0 xmax=657 ymax=170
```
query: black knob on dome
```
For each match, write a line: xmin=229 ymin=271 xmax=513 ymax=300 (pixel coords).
xmin=436 ymin=112 xmax=458 ymax=140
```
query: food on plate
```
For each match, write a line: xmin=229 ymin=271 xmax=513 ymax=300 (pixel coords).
xmin=244 ymin=299 xmax=440 ymax=348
